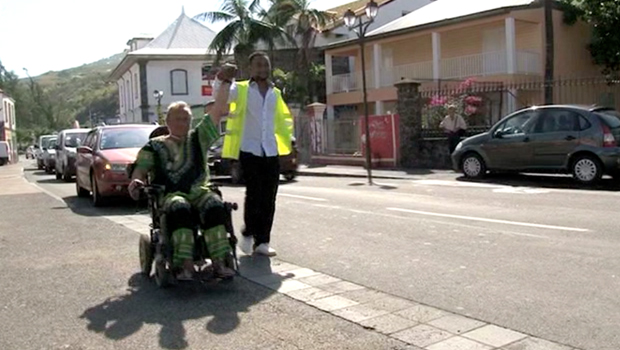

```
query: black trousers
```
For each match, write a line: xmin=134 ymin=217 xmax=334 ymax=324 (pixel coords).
xmin=239 ymin=151 xmax=280 ymax=246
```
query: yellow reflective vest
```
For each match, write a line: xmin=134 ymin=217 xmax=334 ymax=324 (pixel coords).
xmin=221 ymin=81 xmax=294 ymax=160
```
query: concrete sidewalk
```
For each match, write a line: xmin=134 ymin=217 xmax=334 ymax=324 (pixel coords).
xmin=297 ymin=164 xmax=457 ymax=180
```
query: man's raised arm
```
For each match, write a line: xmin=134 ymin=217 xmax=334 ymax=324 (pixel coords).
xmin=210 ymin=64 xmax=238 ymax=125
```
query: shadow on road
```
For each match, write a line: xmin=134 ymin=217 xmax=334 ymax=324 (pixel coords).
xmin=81 ymin=256 xmax=281 ymax=349
xmin=457 ymin=172 xmax=620 ymax=192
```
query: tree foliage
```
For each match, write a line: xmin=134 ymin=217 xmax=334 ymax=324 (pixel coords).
xmin=561 ymin=0 xmax=620 ymax=76
xmin=0 ymin=54 xmax=122 ymax=146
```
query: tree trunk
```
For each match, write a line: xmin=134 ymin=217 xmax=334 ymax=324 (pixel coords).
xmin=544 ymin=0 xmax=554 ymax=104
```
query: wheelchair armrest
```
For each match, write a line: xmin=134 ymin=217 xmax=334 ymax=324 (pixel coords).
xmin=144 ymin=184 xmax=166 ymax=196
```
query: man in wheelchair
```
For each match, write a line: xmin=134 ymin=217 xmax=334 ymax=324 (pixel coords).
xmin=129 ymin=101 xmax=235 ymax=281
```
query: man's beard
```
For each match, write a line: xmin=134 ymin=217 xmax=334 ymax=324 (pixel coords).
xmin=253 ymin=74 xmax=269 ymax=81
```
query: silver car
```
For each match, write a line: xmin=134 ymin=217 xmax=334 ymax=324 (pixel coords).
xmin=452 ymin=105 xmax=620 ymax=185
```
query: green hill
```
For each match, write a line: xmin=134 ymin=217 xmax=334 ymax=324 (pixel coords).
xmin=30 ymin=52 xmax=125 ymax=126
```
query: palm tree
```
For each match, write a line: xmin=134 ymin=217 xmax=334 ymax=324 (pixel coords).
xmin=544 ymin=0 xmax=554 ymax=104
xmin=194 ymin=0 xmax=277 ymax=77
xmin=260 ymin=0 xmax=298 ymax=63
xmin=265 ymin=0 xmax=336 ymax=103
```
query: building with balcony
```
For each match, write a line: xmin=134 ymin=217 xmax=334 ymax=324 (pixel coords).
xmin=324 ymin=0 xmax=603 ymax=120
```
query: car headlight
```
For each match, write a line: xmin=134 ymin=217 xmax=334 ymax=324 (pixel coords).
xmin=455 ymin=142 xmax=464 ymax=152
xmin=105 ymin=163 xmax=127 ymax=172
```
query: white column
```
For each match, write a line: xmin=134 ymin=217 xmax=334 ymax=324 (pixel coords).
xmin=327 ymin=105 xmax=335 ymax=120
xmin=325 ymin=53 xmax=333 ymax=94
xmin=432 ymin=32 xmax=441 ymax=80
xmin=375 ymin=101 xmax=384 ymax=115
xmin=373 ymin=43 xmax=382 ymax=89
xmin=505 ymin=17 xmax=517 ymax=74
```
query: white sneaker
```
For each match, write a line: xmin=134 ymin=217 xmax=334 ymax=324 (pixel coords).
xmin=254 ymin=243 xmax=277 ymax=257
xmin=239 ymin=235 xmax=254 ymax=255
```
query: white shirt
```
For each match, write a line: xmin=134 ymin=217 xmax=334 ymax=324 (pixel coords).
xmin=440 ymin=114 xmax=467 ymax=133
xmin=213 ymin=78 xmax=278 ymax=157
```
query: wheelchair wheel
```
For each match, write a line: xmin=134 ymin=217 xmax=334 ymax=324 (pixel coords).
xmin=139 ymin=233 xmax=154 ymax=276
xmin=224 ymin=251 xmax=238 ymax=277
xmin=154 ymin=256 xmax=172 ymax=287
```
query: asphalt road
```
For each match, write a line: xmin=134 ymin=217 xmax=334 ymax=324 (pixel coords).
xmin=22 ymin=163 xmax=620 ymax=350
xmin=3 ymin=164 xmax=413 ymax=350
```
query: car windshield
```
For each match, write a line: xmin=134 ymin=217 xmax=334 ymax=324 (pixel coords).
xmin=595 ymin=109 xmax=620 ymax=129
xmin=99 ymin=127 xmax=154 ymax=150
xmin=41 ymin=137 xmax=54 ymax=149
xmin=48 ymin=138 xmax=58 ymax=149
xmin=65 ymin=132 xmax=88 ymax=147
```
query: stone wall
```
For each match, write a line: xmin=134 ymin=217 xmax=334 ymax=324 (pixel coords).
xmin=417 ymin=138 xmax=452 ymax=169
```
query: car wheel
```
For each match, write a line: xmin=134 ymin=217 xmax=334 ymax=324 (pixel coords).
xmin=461 ymin=153 xmax=487 ymax=179
xmin=76 ymin=178 xmax=90 ymax=198
xmin=91 ymin=175 xmax=106 ymax=207
xmin=572 ymin=154 xmax=602 ymax=185
xmin=283 ymin=172 xmax=296 ymax=182
xmin=62 ymin=166 xmax=72 ymax=182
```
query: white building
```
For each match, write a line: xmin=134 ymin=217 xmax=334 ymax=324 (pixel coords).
xmin=110 ymin=8 xmax=220 ymax=124
xmin=0 ymin=89 xmax=16 ymax=162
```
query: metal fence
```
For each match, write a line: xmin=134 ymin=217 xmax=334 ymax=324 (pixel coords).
xmin=419 ymin=76 xmax=620 ymax=137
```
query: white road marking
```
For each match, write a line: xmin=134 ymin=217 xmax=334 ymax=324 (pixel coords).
xmin=309 ymin=203 xmax=550 ymax=239
xmin=278 ymin=193 xmax=327 ymax=201
xmin=386 ymin=207 xmax=589 ymax=232
xmin=493 ymin=187 xmax=551 ymax=194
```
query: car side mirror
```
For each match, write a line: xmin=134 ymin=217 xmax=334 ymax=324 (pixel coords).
xmin=77 ymin=146 xmax=92 ymax=154
xmin=42 ymin=147 xmax=48 ymax=152
xmin=493 ymin=130 xmax=504 ymax=139
xmin=34 ymin=145 xmax=39 ymax=149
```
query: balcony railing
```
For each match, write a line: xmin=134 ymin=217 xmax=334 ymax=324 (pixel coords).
xmin=330 ymin=70 xmax=373 ymax=94
xmin=328 ymin=50 xmax=542 ymax=94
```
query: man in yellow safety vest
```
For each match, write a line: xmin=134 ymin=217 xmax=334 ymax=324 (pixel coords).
xmin=211 ymin=51 xmax=294 ymax=257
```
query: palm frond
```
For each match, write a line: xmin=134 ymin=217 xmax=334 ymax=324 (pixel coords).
xmin=193 ymin=11 xmax=235 ymax=23
xmin=208 ymin=21 xmax=242 ymax=57
xmin=248 ymin=0 xmax=263 ymax=15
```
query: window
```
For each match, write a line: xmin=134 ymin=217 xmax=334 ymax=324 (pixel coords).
xmin=579 ymin=116 xmax=591 ymax=131
xmin=170 ymin=69 xmax=188 ymax=95
xmin=65 ymin=132 xmax=88 ymax=147
xmin=533 ymin=109 xmax=580 ymax=133
xmin=595 ymin=109 xmax=620 ymax=129
xmin=495 ymin=111 xmax=536 ymax=136
xmin=99 ymin=127 xmax=154 ymax=150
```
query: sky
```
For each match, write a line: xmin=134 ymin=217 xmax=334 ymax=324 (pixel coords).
xmin=0 ymin=0 xmax=354 ymax=78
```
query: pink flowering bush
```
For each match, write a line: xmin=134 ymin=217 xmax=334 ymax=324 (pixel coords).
xmin=422 ymin=77 xmax=487 ymax=128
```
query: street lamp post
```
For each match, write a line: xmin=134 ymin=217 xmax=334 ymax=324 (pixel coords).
xmin=343 ymin=1 xmax=379 ymax=185
xmin=153 ymin=90 xmax=164 ymax=125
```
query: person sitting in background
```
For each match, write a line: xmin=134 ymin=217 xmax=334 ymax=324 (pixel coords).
xmin=440 ymin=104 xmax=468 ymax=154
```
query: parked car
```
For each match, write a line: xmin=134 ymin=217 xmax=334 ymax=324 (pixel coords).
xmin=42 ymin=137 xmax=58 ymax=174
xmin=452 ymin=105 xmax=620 ymax=185
xmin=55 ymin=128 xmax=90 ymax=181
xmin=36 ymin=134 xmax=56 ymax=169
xmin=0 ymin=141 xmax=10 ymax=165
xmin=75 ymin=124 xmax=157 ymax=206
xmin=207 ymin=137 xmax=299 ymax=183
